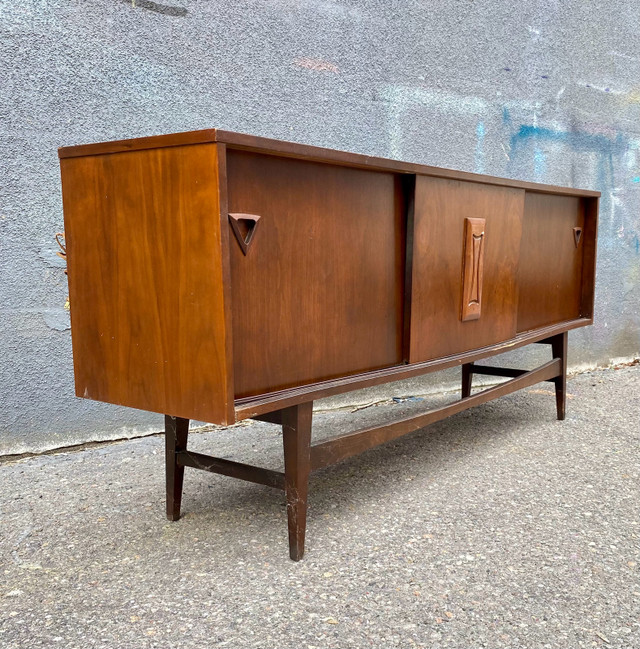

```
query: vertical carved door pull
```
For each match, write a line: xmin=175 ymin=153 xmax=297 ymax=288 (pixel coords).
xmin=461 ymin=217 xmax=486 ymax=321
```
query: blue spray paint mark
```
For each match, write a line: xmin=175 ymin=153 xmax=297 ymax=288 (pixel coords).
xmin=510 ymin=125 xmax=626 ymax=155
xmin=502 ymin=107 xmax=512 ymax=126
xmin=632 ymin=176 xmax=640 ymax=183
xmin=505 ymin=125 xmax=624 ymax=247
xmin=635 ymin=235 xmax=639 ymax=254
xmin=508 ymin=125 xmax=626 ymax=216
xmin=475 ymin=121 xmax=485 ymax=174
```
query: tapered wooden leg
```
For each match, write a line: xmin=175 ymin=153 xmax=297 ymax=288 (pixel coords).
xmin=551 ymin=332 xmax=568 ymax=420
xmin=462 ymin=362 xmax=474 ymax=398
xmin=165 ymin=415 xmax=189 ymax=521
xmin=281 ymin=402 xmax=313 ymax=561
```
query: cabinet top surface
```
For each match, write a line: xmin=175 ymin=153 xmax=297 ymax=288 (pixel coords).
xmin=58 ymin=128 xmax=600 ymax=198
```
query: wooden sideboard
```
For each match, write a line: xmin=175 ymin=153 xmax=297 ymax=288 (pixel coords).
xmin=58 ymin=129 xmax=599 ymax=560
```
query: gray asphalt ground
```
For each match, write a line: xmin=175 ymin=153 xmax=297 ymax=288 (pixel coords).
xmin=1 ymin=364 xmax=639 ymax=648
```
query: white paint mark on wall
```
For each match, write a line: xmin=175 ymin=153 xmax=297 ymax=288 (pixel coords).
xmin=609 ymin=50 xmax=640 ymax=62
xmin=475 ymin=121 xmax=485 ymax=174
xmin=610 ymin=189 xmax=622 ymax=224
xmin=383 ymin=86 xmax=489 ymax=158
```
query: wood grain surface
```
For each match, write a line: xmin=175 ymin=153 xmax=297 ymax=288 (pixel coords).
xmin=226 ymin=150 xmax=406 ymax=398
xmin=59 ymin=129 xmax=600 ymax=199
xmin=580 ymin=197 xmax=599 ymax=320
xmin=460 ymin=217 xmax=486 ymax=322
xmin=234 ymin=318 xmax=592 ymax=419
xmin=58 ymin=131 xmax=600 ymax=425
xmin=58 ymin=130 xmax=600 ymax=561
xmin=517 ymin=193 xmax=586 ymax=332
xmin=60 ymin=143 xmax=233 ymax=423
xmin=408 ymin=176 xmax=525 ymax=362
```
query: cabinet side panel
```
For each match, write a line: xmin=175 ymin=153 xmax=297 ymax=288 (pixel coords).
xmin=227 ymin=151 xmax=405 ymax=398
xmin=517 ymin=193 xmax=586 ymax=333
xmin=60 ymin=144 xmax=232 ymax=424
xmin=580 ymin=196 xmax=599 ymax=320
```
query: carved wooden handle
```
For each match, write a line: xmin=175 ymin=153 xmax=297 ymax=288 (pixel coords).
xmin=573 ymin=226 xmax=582 ymax=248
xmin=229 ymin=213 xmax=261 ymax=255
xmin=461 ymin=217 xmax=485 ymax=322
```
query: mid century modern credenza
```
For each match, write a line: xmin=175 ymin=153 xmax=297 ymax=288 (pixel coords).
xmin=58 ymin=129 xmax=599 ymax=560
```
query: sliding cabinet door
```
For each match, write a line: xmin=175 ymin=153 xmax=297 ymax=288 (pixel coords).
xmin=516 ymin=192 xmax=593 ymax=332
xmin=408 ymin=176 xmax=524 ymax=362
xmin=226 ymin=150 xmax=406 ymax=398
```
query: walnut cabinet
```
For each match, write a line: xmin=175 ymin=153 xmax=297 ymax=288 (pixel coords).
xmin=59 ymin=130 xmax=599 ymax=560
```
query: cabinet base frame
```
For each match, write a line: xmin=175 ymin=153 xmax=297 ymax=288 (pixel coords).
xmin=165 ymin=333 xmax=567 ymax=561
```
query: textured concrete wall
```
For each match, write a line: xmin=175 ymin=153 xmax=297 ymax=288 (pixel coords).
xmin=1 ymin=0 xmax=639 ymax=454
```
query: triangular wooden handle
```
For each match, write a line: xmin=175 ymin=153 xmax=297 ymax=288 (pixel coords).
xmin=229 ymin=213 xmax=261 ymax=255
xmin=573 ymin=226 xmax=582 ymax=248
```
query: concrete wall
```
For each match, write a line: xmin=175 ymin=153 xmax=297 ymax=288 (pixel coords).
xmin=2 ymin=0 xmax=639 ymax=454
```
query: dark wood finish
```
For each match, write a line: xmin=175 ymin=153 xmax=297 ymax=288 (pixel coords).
xmin=580 ymin=198 xmax=599 ymax=319
xmin=551 ymin=331 xmax=568 ymax=420
xmin=461 ymin=362 xmax=558 ymax=397
xmin=235 ymin=319 xmax=592 ymax=420
xmin=165 ymin=415 xmax=189 ymax=521
xmin=220 ymin=131 xmax=600 ymax=197
xmin=228 ymin=213 xmax=261 ymax=255
xmin=460 ymin=217 xmax=486 ymax=322
xmin=401 ymin=174 xmax=417 ymax=361
xmin=214 ymin=143 xmax=236 ymax=418
xmin=517 ymin=193 xmax=586 ymax=333
xmin=573 ymin=227 xmax=583 ymax=248
xmin=177 ymin=450 xmax=285 ymax=490
xmin=253 ymin=411 xmax=283 ymax=425
xmin=461 ymin=363 xmax=474 ymax=398
xmin=282 ymin=402 xmax=313 ymax=561
xmin=60 ymin=144 xmax=234 ymax=424
xmin=469 ymin=365 xmax=528 ymax=378
xmin=59 ymin=129 xmax=600 ymax=199
xmin=311 ymin=358 xmax=562 ymax=471
xmin=227 ymin=150 xmax=406 ymax=398
xmin=58 ymin=128 xmax=600 ymax=560
xmin=58 ymin=129 xmax=219 ymax=159
xmin=409 ymin=177 xmax=524 ymax=361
